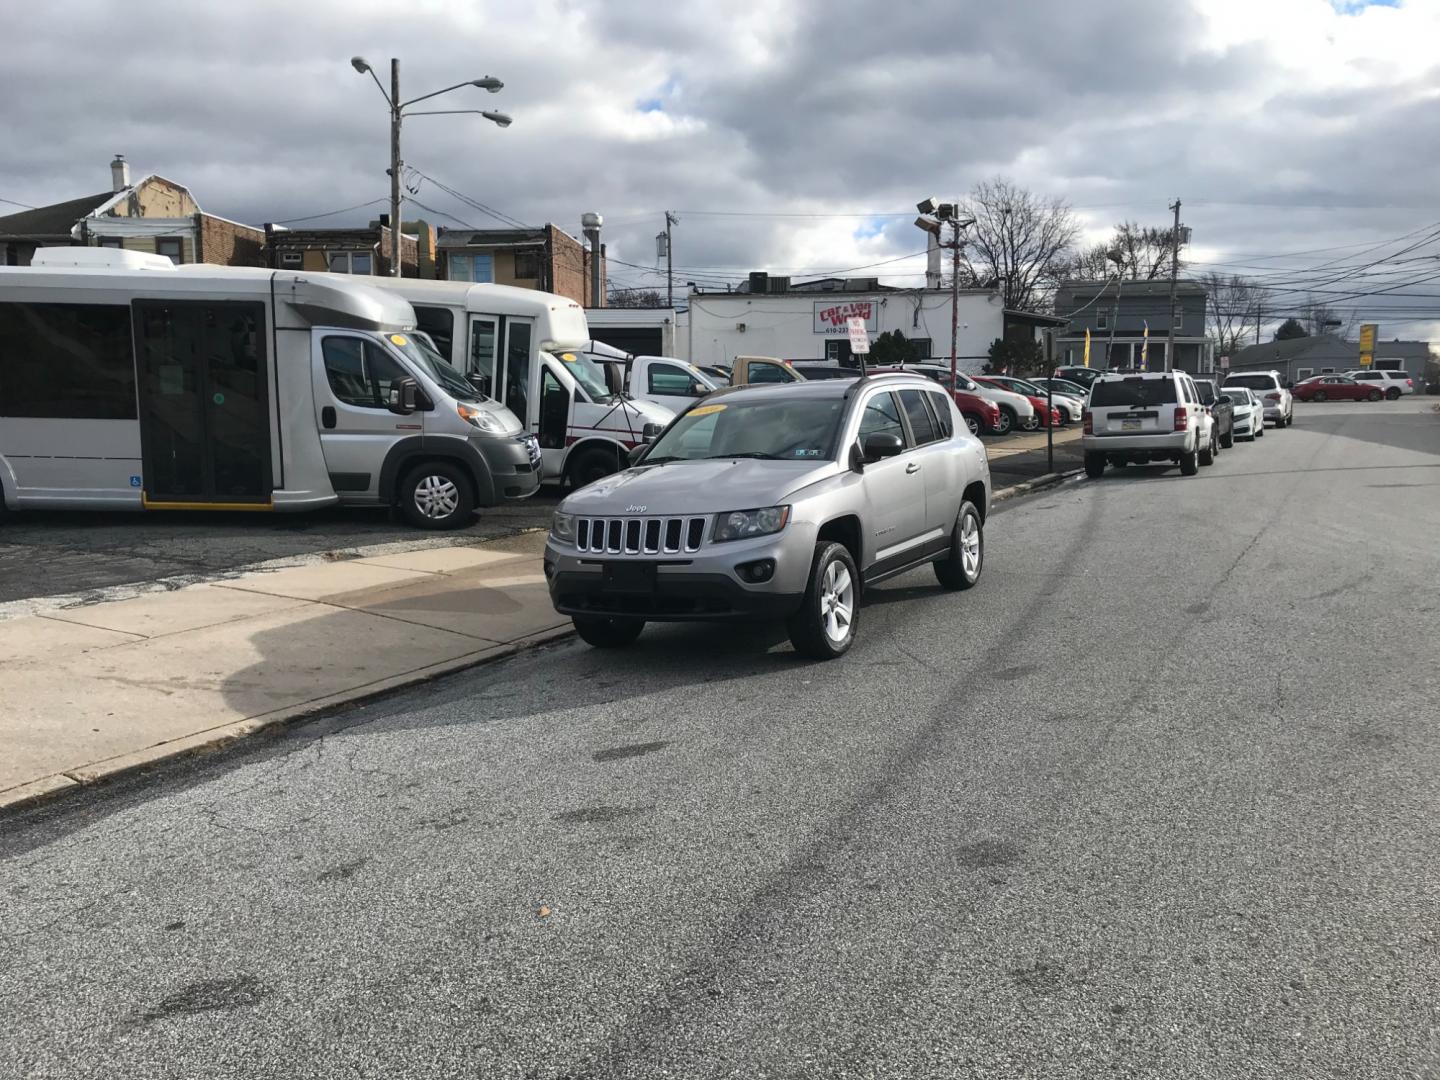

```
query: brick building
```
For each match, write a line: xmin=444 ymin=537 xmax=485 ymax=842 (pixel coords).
xmin=436 ymin=224 xmax=604 ymax=305
xmin=262 ymin=218 xmax=431 ymax=278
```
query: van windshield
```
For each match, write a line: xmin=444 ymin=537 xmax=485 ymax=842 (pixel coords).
xmin=546 ymin=349 xmax=614 ymax=402
xmin=388 ymin=332 xmax=483 ymax=402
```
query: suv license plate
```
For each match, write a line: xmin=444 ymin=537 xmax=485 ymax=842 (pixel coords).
xmin=1121 ymin=419 xmax=1142 ymax=431
xmin=602 ymin=562 xmax=656 ymax=594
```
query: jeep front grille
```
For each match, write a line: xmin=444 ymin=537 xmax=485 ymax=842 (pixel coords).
xmin=575 ymin=516 xmax=707 ymax=554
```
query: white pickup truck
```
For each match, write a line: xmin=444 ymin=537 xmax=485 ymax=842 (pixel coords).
xmin=589 ymin=348 xmax=803 ymax=413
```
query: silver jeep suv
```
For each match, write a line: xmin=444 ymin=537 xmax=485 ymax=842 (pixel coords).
xmin=544 ymin=373 xmax=992 ymax=659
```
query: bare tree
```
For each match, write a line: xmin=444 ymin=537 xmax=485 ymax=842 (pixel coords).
xmin=607 ymin=287 xmax=664 ymax=308
xmin=1106 ymin=220 xmax=1183 ymax=280
xmin=1199 ymin=271 xmax=1260 ymax=358
xmin=1301 ymin=296 xmax=1343 ymax=337
xmin=1067 ymin=242 xmax=1115 ymax=281
xmin=956 ymin=177 xmax=1081 ymax=312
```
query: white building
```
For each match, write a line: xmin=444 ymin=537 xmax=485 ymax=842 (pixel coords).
xmin=583 ymin=306 xmax=680 ymax=358
xmin=683 ymin=274 xmax=1062 ymax=372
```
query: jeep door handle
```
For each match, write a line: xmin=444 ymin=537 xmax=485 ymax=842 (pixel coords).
xmin=905 ymin=462 xmax=921 ymax=474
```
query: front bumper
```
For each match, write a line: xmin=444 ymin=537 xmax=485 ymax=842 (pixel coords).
xmin=544 ymin=526 xmax=814 ymax=622
xmin=476 ymin=435 xmax=542 ymax=501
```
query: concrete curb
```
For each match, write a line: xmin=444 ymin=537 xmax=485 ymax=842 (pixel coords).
xmin=1 ymin=473 xmax=1081 ymax=816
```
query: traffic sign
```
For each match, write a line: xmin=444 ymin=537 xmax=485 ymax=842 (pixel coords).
xmin=846 ymin=317 xmax=870 ymax=355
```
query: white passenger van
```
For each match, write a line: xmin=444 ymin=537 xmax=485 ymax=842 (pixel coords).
xmin=365 ymin=279 xmax=673 ymax=488
xmin=0 ymin=249 xmax=539 ymax=529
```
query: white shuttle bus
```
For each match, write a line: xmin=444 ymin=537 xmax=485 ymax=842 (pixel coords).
xmin=365 ymin=279 xmax=673 ymax=488
xmin=0 ymin=249 xmax=540 ymax=529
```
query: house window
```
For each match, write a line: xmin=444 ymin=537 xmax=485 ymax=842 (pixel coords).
xmin=1173 ymin=311 xmax=1183 ymax=330
xmin=156 ymin=237 xmax=184 ymax=264
xmin=328 ymin=251 xmax=372 ymax=275
xmin=512 ymin=250 xmax=541 ymax=279
xmin=97 ymin=237 xmax=124 ymax=249
xmin=909 ymin=338 xmax=933 ymax=359
xmin=447 ymin=253 xmax=494 ymax=283
xmin=825 ymin=339 xmax=854 ymax=365
xmin=1096 ymin=311 xmax=1108 ymax=330
xmin=278 ymin=251 xmax=303 ymax=269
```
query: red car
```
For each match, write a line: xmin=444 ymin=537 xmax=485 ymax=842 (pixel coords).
xmin=973 ymin=376 xmax=1063 ymax=428
xmin=868 ymin=365 xmax=1002 ymax=435
xmin=1292 ymin=375 xmax=1382 ymax=402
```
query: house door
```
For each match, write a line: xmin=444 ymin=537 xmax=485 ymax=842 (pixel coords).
xmin=134 ymin=300 xmax=272 ymax=506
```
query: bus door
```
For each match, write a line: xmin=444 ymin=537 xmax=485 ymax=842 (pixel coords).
xmin=133 ymin=300 xmax=272 ymax=507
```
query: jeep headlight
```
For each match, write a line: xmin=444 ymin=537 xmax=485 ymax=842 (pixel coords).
xmin=712 ymin=505 xmax=790 ymax=543
xmin=551 ymin=511 xmax=576 ymax=544
xmin=457 ymin=402 xmax=509 ymax=434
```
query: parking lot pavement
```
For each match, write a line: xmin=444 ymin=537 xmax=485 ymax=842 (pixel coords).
xmin=5 ymin=401 xmax=1437 ymax=1078
xmin=0 ymin=492 xmax=561 ymax=608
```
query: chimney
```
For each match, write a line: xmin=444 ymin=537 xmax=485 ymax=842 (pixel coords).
xmin=110 ymin=154 xmax=130 ymax=193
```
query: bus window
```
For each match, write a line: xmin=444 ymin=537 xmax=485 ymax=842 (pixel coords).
xmin=504 ymin=321 xmax=533 ymax=423
xmin=412 ymin=305 xmax=454 ymax=365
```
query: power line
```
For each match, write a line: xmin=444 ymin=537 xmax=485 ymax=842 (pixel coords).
xmin=272 ymin=198 xmax=389 ymax=225
xmin=0 ymin=196 xmax=37 ymax=210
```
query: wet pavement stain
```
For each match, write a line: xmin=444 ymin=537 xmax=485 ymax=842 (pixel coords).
xmin=1185 ymin=601 xmax=1210 ymax=615
xmin=592 ymin=740 xmax=670 ymax=763
xmin=956 ymin=839 xmax=1021 ymax=868
xmin=553 ymin=805 xmax=653 ymax=825
xmin=141 ymin=975 xmax=271 ymax=1023
xmin=995 ymin=664 xmax=1038 ymax=681
xmin=1010 ymin=960 xmax=1070 ymax=994
xmin=317 ymin=857 xmax=371 ymax=882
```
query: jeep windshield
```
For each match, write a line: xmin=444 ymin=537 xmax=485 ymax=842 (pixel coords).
xmin=1090 ymin=378 xmax=1179 ymax=408
xmin=643 ymin=397 xmax=844 ymax=463
xmin=1225 ymin=374 xmax=1277 ymax=391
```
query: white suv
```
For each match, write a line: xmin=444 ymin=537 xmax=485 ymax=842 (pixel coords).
xmin=1082 ymin=370 xmax=1217 ymax=477
xmin=1222 ymin=370 xmax=1293 ymax=427
xmin=1343 ymin=369 xmax=1414 ymax=399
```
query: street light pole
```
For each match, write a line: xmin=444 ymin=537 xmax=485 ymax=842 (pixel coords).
xmin=389 ymin=59 xmax=402 ymax=277
xmin=1165 ymin=198 xmax=1181 ymax=371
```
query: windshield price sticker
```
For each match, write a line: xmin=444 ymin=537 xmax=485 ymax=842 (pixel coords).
xmin=688 ymin=403 xmax=727 ymax=417
xmin=390 ymin=334 xmax=409 ymax=346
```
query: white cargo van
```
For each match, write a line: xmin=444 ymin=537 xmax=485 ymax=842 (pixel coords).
xmin=366 ymin=280 xmax=673 ymax=488
xmin=0 ymin=249 xmax=539 ymax=528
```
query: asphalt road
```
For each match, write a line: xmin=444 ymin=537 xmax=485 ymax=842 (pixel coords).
xmin=3 ymin=400 xmax=1438 ymax=1079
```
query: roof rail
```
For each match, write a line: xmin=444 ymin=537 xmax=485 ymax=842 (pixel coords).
xmin=841 ymin=367 xmax=926 ymax=404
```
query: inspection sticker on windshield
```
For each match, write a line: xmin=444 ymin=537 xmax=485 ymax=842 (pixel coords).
xmin=559 ymin=353 xmax=577 ymax=362
xmin=689 ymin=403 xmax=727 ymax=416
xmin=389 ymin=334 xmax=408 ymax=346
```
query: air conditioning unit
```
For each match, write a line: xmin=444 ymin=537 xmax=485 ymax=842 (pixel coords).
xmin=748 ymin=271 xmax=768 ymax=293
xmin=767 ymin=276 xmax=790 ymax=293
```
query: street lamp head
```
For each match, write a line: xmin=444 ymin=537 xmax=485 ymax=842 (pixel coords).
xmin=482 ymin=110 xmax=513 ymax=128
xmin=471 ymin=76 xmax=504 ymax=93
xmin=350 ymin=56 xmax=372 ymax=75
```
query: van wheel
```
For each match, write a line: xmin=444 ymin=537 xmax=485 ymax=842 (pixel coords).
xmin=1180 ymin=447 xmax=1200 ymax=475
xmin=1084 ymin=452 xmax=1106 ymax=478
xmin=934 ymin=501 xmax=983 ymax=591
xmin=566 ymin=447 xmax=624 ymax=490
xmin=992 ymin=407 xmax=1015 ymax=435
xmin=399 ymin=462 xmax=474 ymax=529
xmin=573 ymin=616 xmax=645 ymax=649
xmin=787 ymin=542 xmax=858 ymax=660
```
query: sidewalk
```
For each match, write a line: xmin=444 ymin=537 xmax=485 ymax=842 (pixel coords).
xmin=0 ymin=530 xmax=564 ymax=809
xmin=0 ymin=443 xmax=1081 ymax=812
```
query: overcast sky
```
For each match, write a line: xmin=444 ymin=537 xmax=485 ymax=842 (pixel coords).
xmin=5 ymin=0 xmax=1439 ymax=338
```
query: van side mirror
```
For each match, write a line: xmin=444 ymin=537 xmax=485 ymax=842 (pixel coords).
xmin=863 ymin=432 xmax=904 ymax=462
xmin=388 ymin=377 xmax=419 ymax=414
xmin=466 ymin=372 xmax=491 ymax=398
xmin=641 ymin=422 xmax=663 ymax=443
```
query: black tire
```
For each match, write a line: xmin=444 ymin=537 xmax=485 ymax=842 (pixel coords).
xmin=1020 ymin=412 xmax=1041 ymax=432
xmin=1220 ymin=424 xmax=1234 ymax=449
xmin=992 ymin=407 xmax=1015 ymax=435
xmin=572 ymin=616 xmax=645 ymax=649
xmin=1199 ymin=432 xmax=1216 ymax=467
xmin=1180 ymin=446 xmax=1200 ymax=476
xmin=934 ymin=500 xmax=984 ymax=591
xmin=398 ymin=461 xmax=475 ymax=530
xmin=787 ymin=542 xmax=859 ymax=660
xmin=1084 ymin=452 xmax=1106 ymax=478
xmin=1112 ymin=456 xmax=1130 ymax=468
xmin=1256 ymin=424 xmax=1264 ymax=438
xmin=962 ymin=413 xmax=982 ymax=437
xmin=1313 ymin=391 xmax=1326 ymax=402
xmin=1368 ymin=389 xmax=1382 ymax=401
xmin=566 ymin=446 xmax=625 ymax=490
xmin=1386 ymin=387 xmax=1401 ymax=400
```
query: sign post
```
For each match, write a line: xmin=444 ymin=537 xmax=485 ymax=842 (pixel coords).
xmin=1358 ymin=323 xmax=1378 ymax=368
xmin=847 ymin=316 xmax=871 ymax=376
xmin=1043 ymin=329 xmax=1054 ymax=473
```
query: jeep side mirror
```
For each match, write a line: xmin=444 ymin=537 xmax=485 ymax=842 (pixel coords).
xmin=863 ymin=432 xmax=904 ymax=462
xmin=387 ymin=377 xmax=420 ymax=414
xmin=641 ymin=422 xmax=663 ymax=443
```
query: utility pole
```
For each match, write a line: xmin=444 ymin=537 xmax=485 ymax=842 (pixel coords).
xmin=389 ymin=59 xmax=402 ymax=277
xmin=1165 ymin=198 xmax=1181 ymax=370
xmin=1255 ymin=302 xmax=1262 ymax=345
xmin=665 ymin=211 xmax=677 ymax=308
xmin=950 ymin=217 xmax=961 ymax=389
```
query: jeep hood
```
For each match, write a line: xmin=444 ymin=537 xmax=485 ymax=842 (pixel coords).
xmin=562 ymin=459 xmax=836 ymax=516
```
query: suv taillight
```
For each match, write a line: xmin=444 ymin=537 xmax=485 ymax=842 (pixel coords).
xmin=1174 ymin=410 xmax=1190 ymax=432
xmin=1082 ymin=409 xmax=1093 ymax=434
xmin=1265 ymin=392 xmax=1280 ymax=402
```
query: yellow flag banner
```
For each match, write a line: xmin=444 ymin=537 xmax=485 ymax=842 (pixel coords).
xmin=1083 ymin=328 xmax=1091 ymax=368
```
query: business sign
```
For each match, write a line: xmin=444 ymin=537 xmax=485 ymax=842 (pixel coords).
xmin=1219 ymin=354 xmax=1230 ymax=370
xmin=814 ymin=299 xmax=878 ymax=335
xmin=1358 ymin=322 xmax=1378 ymax=367
xmin=847 ymin=317 xmax=870 ymax=355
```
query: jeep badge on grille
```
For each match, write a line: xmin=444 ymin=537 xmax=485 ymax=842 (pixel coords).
xmin=626 ymin=505 xmax=647 ymax=513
